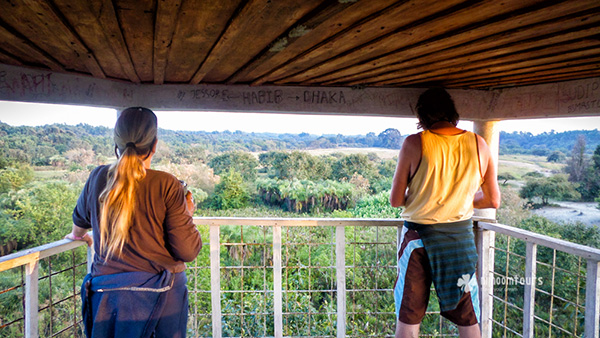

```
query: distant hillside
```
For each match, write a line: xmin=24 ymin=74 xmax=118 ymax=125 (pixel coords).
xmin=499 ymin=130 xmax=600 ymax=156
xmin=0 ymin=121 xmax=598 ymax=166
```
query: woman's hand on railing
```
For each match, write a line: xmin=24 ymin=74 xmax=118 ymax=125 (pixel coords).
xmin=65 ymin=223 xmax=93 ymax=247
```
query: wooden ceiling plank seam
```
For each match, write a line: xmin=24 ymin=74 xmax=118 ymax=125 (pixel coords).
xmin=0 ymin=21 xmax=65 ymax=71
xmin=443 ymin=59 xmax=600 ymax=88
xmin=246 ymin=0 xmax=426 ymax=86
xmin=390 ymin=41 xmax=600 ymax=86
xmin=153 ymin=0 xmax=182 ymax=84
xmin=382 ymin=46 xmax=600 ymax=87
xmin=201 ymin=0 xmax=324 ymax=83
xmin=116 ymin=0 xmax=156 ymax=83
xmin=380 ymin=50 xmax=600 ymax=88
xmin=277 ymin=0 xmax=579 ymax=85
xmin=52 ymin=0 xmax=128 ymax=80
xmin=92 ymin=0 xmax=141 ymax=83
xmin=457 ymin=69 xmax=600 ymax=89
xmin=0 ymin=48 xmax=24 ymax=66
xmin=347 ymin=24 xmax=600 ymax=87
xmin=311 ymin=3 xmax=600 ymax=86
xmin=443 ymin=59 xmax=600 ymax=87
xmin=189 ymin=0 xmax=249 ymax=84
xmin=259 ymin=0 xmax=473 ymax=85
xmin=0 ymin=0 xmax=85 ymax=71
xmin=20 ymin=0 xmax=106 ymax=78
xmin=225 ymin=0 xmax=359 ymax=84
xmin=164 ymin=0 xmax=242 ymax=83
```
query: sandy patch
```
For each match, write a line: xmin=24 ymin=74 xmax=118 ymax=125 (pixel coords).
xmin=532 ymin=201 xmax=600 ymax=226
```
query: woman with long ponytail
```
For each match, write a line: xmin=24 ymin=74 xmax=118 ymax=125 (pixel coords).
xmin=66 ymin=107 xmax=202 ymax=338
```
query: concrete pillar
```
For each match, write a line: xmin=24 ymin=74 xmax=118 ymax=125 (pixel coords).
xmin=473 ymin=120 xmax=500 ymax=221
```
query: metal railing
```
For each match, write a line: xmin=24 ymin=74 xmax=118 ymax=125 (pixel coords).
xmin=0 ymin=218 xmax=599 ymax=338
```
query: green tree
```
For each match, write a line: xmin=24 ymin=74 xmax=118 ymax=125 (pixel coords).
xmin=519 ymin=174 xmax=580 ymax=206
xmin=0 ymin=180 xmax=81 ymax=247
xmin=332 ymin=154 xmax=378 ymax=182
xmin=546 ymin=151 xmax=565 ymax=162
xmin=210 ymin=169 xmax=250 ymax=210
xmin=0 ymin=165 xmax=34 ymax=194
xmin=376 ymin=128 xmax=402 ymax=149
xmin=209 ymin=151 xmax=259 ymax=181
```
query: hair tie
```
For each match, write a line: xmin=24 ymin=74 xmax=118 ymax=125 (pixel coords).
xmin=125 ymin=142 xmax=136 ymax=149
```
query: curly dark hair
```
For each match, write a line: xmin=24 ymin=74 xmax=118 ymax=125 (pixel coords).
xmin=415 ymin=88 xmax=459 ymax=130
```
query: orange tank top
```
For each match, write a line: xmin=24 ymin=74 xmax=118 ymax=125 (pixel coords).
xmin=401 ymin=130 xmax=482 ymax=224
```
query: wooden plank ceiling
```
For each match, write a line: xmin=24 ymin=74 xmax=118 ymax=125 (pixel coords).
xmin=0 ymin=0 xmax=599 ymax=90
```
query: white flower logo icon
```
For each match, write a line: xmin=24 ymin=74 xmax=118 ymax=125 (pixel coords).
xmin=457 ymin=274 xmax=471 ymax=293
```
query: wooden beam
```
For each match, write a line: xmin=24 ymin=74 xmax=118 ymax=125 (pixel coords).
xmin=0 ymin=49 xmax=23 ymax=66
xmin=20 ymin=0 xmax=105 ymax=78
xmin=90 ymin=0 xmax=141 ymax=83
xmin=116 ymin=0 xmax=154 ymax=83
xmin=165 ymin=0 xmax=242 ymax=83
xmin=0 ymin=63 xmax=133 ymax=108
xmin=275 ymin=0 xmax=552 ymax=84
xmin=445 ymin=61 xmax=600 ymax=88
xmin=1 ymin=63 xmax=599 ymax=121
xmin=231 ymin=0 xmax=400 ymax=85
xmin=52 ymin=0 xmax=128 ymax=80
xmin=381 ymin=44 xmax=600 ymax=87
xmin=313 ymin=2 xmax=600 ymax=86
xmin=0 ymin=22 xmax=65 ymax=71
xmin=344 ymin=19 xmax=600 ymax=87
xmin=258 ymin=0 xmax=466 ymax=84
xmin=154 ymin=0 xmax=182 ymax=84
xmin=189 ymin=0 xmax=323 ymax=84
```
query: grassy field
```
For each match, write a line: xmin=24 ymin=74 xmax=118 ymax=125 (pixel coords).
xmin=498 ymin=154 xmax=565 ymax=180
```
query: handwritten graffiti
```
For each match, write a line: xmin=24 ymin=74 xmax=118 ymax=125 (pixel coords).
xmin=192 ymin=88 xmax=230 ymax=102
xmin=0 ymin=71 xmax=53 ymax=97
xmin=568 ymin=100 xmax=600 ymax=114
xmin=303 ymin=90 xmax=346 ymax=104
xmin=242 ymin=90 xmax=283 ymax=104
xmin=561 ymin=81 xmax=600 ymax=102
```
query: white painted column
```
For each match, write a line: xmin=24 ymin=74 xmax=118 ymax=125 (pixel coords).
xmin=473 ymin=119 xmax=500 ymax=221
xmin=476 ymin=226 xmax=495 ymax=338
xmin=273 ymin=225 xmax=283 ymax=338
xmin=210 ymin=225 xmax=222 ymax=338
xmin=523 ymin=242 xmax=538 ymax=338
xmin=336 ymin=225 xmax=346 ymax=338
xmin=25 ymin=261 xmax=39 ymax=338
xmin=585 ymin=260 xmax=600 ymax=338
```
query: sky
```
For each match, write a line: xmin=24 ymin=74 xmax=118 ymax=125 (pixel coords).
xmin=0 ymin=101 xmax=599 ymax=136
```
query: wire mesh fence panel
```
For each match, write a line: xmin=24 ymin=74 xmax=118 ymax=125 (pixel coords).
xmin=282 ymin=226 xmax=336 ymax=338
xmin=345 ymin=225 xmax=397 ymax=338
xmin=220 ymin=224 xmax=274 ymax=337
xmin=489 ymin=232 xmax=589 ymax=338
xmin=187 ymin=224 xmax=212 ymax=337
xmin=0 ymin=265 xmax=25 ymax=337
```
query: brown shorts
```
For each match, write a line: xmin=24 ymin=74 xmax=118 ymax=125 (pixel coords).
xmin=394 ymin=227 xmax=480 ymax=326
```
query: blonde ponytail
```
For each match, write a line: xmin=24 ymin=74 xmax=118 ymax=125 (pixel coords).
xmin=98 ymin=107 xmax=158 ymax=259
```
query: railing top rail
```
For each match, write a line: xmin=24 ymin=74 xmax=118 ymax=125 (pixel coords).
xmin=0 ymin=238 xmax=87 ymax=273
xmin=192 ymin=217 xmax=404 ymax=227
xmin=478 ymin=221 xmax=600 ymax=261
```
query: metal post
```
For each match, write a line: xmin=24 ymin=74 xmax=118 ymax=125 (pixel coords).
xmin=523 ymin=242 xmax=537 ymax=338
xmin=273 ymin=225 xmax=283 ymax=338
xmin=210 ymin=224 xmax=222 ymax=338
xmin=585 ymin=259 xmax=600 ymax=338
xmin=336 ymin=225 xmax=346 ymax=338
xmin=25 ymin=260 xmax=39 ymax=338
